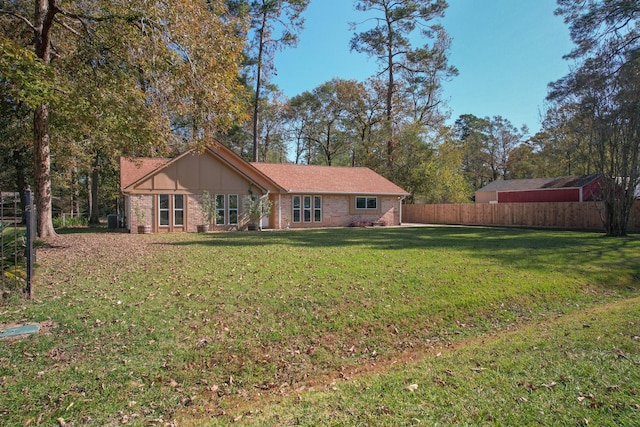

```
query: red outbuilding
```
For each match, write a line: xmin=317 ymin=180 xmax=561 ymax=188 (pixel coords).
xmin=475 ymin=174 xmax=602 ymax=204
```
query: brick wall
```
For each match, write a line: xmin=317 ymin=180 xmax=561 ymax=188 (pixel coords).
xmin=278 ymin=195 xmax=401 ymax=228
xmin=129 ymin=194 xmax=154 ymax=233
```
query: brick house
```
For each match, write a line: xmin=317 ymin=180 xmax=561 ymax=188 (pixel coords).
xmin=120 ymin=144 xmax=409 ymax=233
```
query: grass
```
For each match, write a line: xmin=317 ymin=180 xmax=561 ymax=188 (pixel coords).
xmin=1 ymin=226 xmax=639 ymax=426
xmin=226 ymin=297 xmax=639 ymax=426
xmin=1 ymin=222 xmax=27 ymax=298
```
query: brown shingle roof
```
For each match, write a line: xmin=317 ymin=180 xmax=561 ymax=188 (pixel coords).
xmin=252 ymin=163 xmax=409 ymax=195
xmin=120 ymin=157 xmax=171 ymax=190
xmin=541 ymin=174 xmax=599 ymax=189
xmin=478 ymin=174 xmax=599 ymax=192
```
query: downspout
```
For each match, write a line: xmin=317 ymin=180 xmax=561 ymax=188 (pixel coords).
xmin=399 ymin=196 xmax=406 ymax=225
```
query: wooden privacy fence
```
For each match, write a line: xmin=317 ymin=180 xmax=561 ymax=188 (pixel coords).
xmin=403 ymin=201 xmax=640 ymax=232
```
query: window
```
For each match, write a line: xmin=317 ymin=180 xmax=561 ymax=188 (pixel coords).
xmin=303 ymin=196 xmax=312 ymax=222
xmin=292 ymin=195 xmax=322 ymax=223
xmin=215 ymin=194 xmax=225 ymax=225
xmin=159 ymin=194 xmax=184 ymax=227
xmin=292 ymin=196 xmax=301 ymax=223
xmin=229 ymin=195 xmax=238 ymax=225
xmin=174 ymin=195 xmax=184 ymax=226
xmin=356 ymin=196 xmax=377 ymax=210
xmin=314 ymin=196 xmax=322 ymax=222
xmin=159 ymin=194 xmax=170 ymax=226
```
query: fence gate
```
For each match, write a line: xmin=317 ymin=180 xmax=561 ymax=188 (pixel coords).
xmin=1 ymin=190 xmax=35 ymax=299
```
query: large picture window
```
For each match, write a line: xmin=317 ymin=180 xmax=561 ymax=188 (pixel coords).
xmin=215 ymin=194 xmax=225 ymax=225
xmin=293 ymin=195 xmax=322 ymax=223
xmin=159 ymin=194 xmax=185 ymax=228
xmin=356 ymin=196 xmax=377 ymax=210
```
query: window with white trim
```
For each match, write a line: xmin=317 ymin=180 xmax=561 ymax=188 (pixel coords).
xmin=303 ymin=196 xmax=312 ymax=222
xmin=314 ymin=196 xmax=322 ymax=222
xmin=292 ymin=196 xmax=301 ymax=223
xmin=292 ymin=195 xmax=322 ymax=223
xmin=215 ymin=194 xmax=225 ymax=225
xmin=174 ymin=195 xmax=184 ymax=226
xmin=159 ymin=194 xmax=170 ymax=226
xmin=356 ymin=196 xmax=377 ymax=210
xmin=229 ymin=195 xmax=238 ymax=225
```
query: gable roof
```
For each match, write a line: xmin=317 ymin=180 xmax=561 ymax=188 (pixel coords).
xmin=120 ymin=145 xmax=282 ymax=193
xmin=477 ymin=174 xmax=599 ymax=193
xmin=120 ymin=157 xmax=171 ymax=190
xmin=251 ymin=163 xmax=409 ymax=196
xmin=540 ymin=174 xmax=600 ymax=189
xmin=120 ymin=145 xmax=409 ymax=196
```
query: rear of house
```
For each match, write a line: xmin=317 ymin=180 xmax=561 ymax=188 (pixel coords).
xmin=252 ymin=163 xmax=409 ymax=229
xmin=120 ymin=146 xmax=279 ymax=233
xmin=120 ymin=144 xmax=409 ymax=233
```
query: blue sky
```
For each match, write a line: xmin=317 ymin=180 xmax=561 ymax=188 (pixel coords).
xmin=272 ymin=0 xmax=575 ymax=135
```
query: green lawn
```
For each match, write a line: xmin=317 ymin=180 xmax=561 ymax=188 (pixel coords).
xmin=1 ymin=226 xmax=639 ymax=426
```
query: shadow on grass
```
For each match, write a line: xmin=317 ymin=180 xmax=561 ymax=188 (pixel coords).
xmin=164 ymin=226 xmax=640 ymax=291
xmin=55 ymin=225 xmax=118 ymax=235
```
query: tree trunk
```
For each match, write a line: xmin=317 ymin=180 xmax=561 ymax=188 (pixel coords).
xmin=89 ymin=154 xmax=100 ymax=224
xmin=252 ymin=12 xmax=268 ymax=163
xmin=33 ymin=104 xmax=56 ymax=237
xmin=87 ymin=171 xmax=92 ymax=223
xmin=386 ymin=17 xmax=395 ymax=171
xmin=33 ymin=0 xmax=57 ymax=237
xmin=70 ymin=165 xmax=80 ymax=218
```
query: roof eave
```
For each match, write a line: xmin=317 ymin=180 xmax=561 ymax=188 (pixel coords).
xmin=282 ymin=190 xmax=410 ymax=196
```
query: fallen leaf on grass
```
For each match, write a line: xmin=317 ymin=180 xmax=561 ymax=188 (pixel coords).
xmin=404 ymin=384 xmax=418 ymax=392
xmin=615 ymin=349 xmax=628 ymax=359
xmin=578 ymin=392 xmax=596 ymax=404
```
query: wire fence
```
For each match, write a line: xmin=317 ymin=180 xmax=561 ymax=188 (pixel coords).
xmin=1 ymin=189 xmax=35 ymax=300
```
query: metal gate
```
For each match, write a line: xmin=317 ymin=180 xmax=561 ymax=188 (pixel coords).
xmin=1 ymin=189 xmax=35 ymax=299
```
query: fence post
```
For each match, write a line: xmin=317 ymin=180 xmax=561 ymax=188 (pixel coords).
xmin=1 ymin=192 xmax=4 ymax=291
xmin=25 ymin=187 xmax=33 ymax=299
